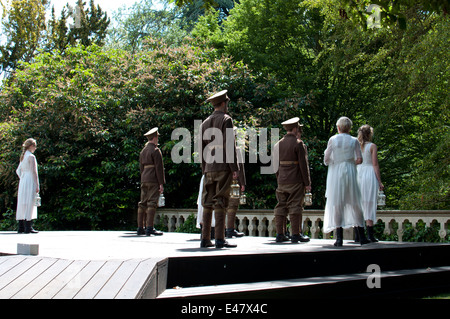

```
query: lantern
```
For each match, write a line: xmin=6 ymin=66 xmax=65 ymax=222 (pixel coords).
xmin=239 ymin=193 xmax=247 ymax=205
xmin=158 ymin=193 xmax=165 ymax=207
xmin=35 ymin=193 xmax=41 ymax=207
xmin=377 ymin=190 xmax=386 ymax=206
xmin=230 ymin=179 xmax=240 ymax=199
xmin=304 ymin=192 xmax=312 ymax=206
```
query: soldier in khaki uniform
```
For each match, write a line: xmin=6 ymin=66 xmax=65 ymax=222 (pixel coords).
xmin=200 ymin=90 xmax=239 ymax=248
xmin=137 ymin=127 xmax=165 ymax=236
xmin=274 ymin=117 xmax=311 ymax=243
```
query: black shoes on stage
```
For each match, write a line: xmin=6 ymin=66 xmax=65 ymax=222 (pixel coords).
xmin=17 ymin=220 xmax=38 ymax=234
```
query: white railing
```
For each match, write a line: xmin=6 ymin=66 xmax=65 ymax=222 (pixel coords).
xmin=155 ymin=209 xmax=450 ymax=242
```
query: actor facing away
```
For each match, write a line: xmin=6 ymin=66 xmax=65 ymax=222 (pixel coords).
xmin=323 ymin=117 xmax=369 ymax=246
xmin=273 ymin=117 xmax=311 ymax=243
xmin=137 ymin=127 xmax=165 ymax=236
xmin=199 ymin=89 xmax=240 ymax=248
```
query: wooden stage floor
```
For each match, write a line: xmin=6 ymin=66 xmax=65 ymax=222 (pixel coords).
xmin=0 ymin=231 xmax=449 ymax=299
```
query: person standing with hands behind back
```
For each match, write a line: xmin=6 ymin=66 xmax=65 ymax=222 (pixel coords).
xmin=357 ymin=124 xmax=384 ymax=242
xmin=200 ymin=89 xmax=239 ymax=249
xmin=137 ymin=128 xmax=165 ymax=236
xmin=16 ymin=138 xmax=40 ymax=234
xmin=273 ymin=117 xmax=311 ymax=243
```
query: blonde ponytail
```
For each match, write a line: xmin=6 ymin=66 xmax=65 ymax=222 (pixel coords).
xmin=20 ymin=138 xmax=36 ymax=162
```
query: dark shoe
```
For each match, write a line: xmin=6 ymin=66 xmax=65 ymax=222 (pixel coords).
xmin=357 ymin=227 xmax=370 ymax=245
xmin=215 ymin=239 xmax=237 ymax=248
xmin=25 ymin=221 xmax=38 ymax=234
xmin=291 ymin=233 xmax=310 ymax=243
xmin=367 ymin=226 xmax=379 ymax=243
xmin=226 ymin=228 xmax=244 ymax=238
xmin=276 ymin=234 xmax=290 ymax=242
xmin=137 ymin=227 xmax=145 ymax=235
xmin=354 ymin=227 xmax=360 ymax=243
xmin=18 ymin=220 xmax=25 ymax=233
xmin=146 ymin=227 xmax=163 ymax=236
xmin=200 ymin=239 xmax=214 ymax=248
xmin=334 ymin=228 xmax=343 ymax=247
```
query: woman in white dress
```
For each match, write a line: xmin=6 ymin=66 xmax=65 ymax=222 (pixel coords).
xmin=357 ymin=125 xmax=384 ymax=242
xmin=16 ymin=138 xmax=40 ymax=233
xmin=323 ymin=117 xmax=369 ymax=246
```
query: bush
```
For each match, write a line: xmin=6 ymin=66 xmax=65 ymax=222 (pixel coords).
xmin=0 ymin=41 xmax=280 ymax=230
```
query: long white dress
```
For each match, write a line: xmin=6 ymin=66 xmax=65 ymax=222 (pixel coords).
xmin=323 ymin=133 xmax=364 ymax=233
xmin=16 ymin=151 xmax=39 ymax=221
xmin=357 ymin=142 xmax=379 ymax=223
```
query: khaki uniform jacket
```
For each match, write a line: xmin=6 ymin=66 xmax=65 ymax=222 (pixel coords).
xmin=140 ymin=142 xmax=165 ymax=185
xmin=201 ymin=110 xmax=239 ymax=174
xmin=275 ymin=134 xmax=311 ymax=186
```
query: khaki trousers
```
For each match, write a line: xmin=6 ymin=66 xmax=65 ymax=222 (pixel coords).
xmin=274 ymin=183 xmax=305 ymax=235
xmin=138 ymin=182 xmax=160 ymax=228
xmin=201 ymin=171 xmax=232 ymax=241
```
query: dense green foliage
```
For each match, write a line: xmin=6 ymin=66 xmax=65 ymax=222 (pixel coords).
xmin=0 ymin=0 xmax=448 ymax=231
xmin=0 ymin=40 xmax=277 ymax=229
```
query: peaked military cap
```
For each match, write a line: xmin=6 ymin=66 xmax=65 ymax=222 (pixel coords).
xmin=206 ymin=90 xmax=230 ymax=106
xmin=281 ymin=117 xmax=303 ymax=130
xmin=144 ymin=127 xmax=160 ymax=138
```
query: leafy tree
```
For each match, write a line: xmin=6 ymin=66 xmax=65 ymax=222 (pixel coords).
xmin=0 ymin=0 xmax=48 ymax=78
xmin=108 ymin=0 xmax=187 ymax=52
xmin=192 ymin=0 xmax=449 ymax=209
xmin=45 ymin=0 xmax=110 ymax=52
xmin=0 ymin=40 xmax=274 ymax=230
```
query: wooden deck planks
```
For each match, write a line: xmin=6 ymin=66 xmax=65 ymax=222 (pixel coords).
xmin=115 ymin=259 xmax=158 ymax=299
xmin=53 ymin=260 xmax=106 ymax=299
xmin=0 ymin=256 xmax=160 ymax=299
xmin=0 ymin=258 xmax=57 ymax=299
xmin=32 ymin=260 xmax=90 ymax=299
xmin=11 ymin=258 xmax=73 ymax=299
xmin=93 ymin=259 xmax=142 ymax=299
xmin=74 ymin=260 xmax=124 ymax=299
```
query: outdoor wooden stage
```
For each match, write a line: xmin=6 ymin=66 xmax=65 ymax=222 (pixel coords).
xmin=1 ymin=231 xmax=449 ymax=299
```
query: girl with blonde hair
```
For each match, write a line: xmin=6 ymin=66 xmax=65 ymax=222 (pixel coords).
xmin=16 ymin=138 xmax=40 ymax=233
xmin=357 ymin=125 xmax=384 ymax=242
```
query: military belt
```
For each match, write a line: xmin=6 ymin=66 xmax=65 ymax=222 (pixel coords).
xmin=280 ymin=161 xmax=299 ymax=165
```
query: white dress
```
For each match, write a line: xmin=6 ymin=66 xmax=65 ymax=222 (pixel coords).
xmin=323 ymin=133 xmax=364 ymax=233
xmin=357 ymin=142 xmax=379 ymax=223
xmin=16 ymin=151 xmax=39 ymax=221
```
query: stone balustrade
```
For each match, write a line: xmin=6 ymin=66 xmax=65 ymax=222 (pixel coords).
xmin=155 ymin=208 xmax=450 ymax=242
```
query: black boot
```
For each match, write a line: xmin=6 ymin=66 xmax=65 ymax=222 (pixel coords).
xmin=357 ymin=227 xmax=370 ymax=245
xmin=145 ymin=227 xmax=163 ymax=236
xmin=291 ymin=233 xmax=310 ymax=243
xmin=200 ymin=239 xmax=214 ymax=248
xmin=215 ymin=239 xmax=237 ymax=248
xmin=367 ymin=226 xmax=379 ymax=243
xmin=334 ymin=227 xmax=343 ymax=247
xmin=18 ymin=220 xmax=25 ymax=233
xmin=136 ymin=227 xmax=145 ymax=235
xmin=276 ymin=233 xmax=290 ymax=242
xmin=226 ymin=228 xmax=244 ymax=238
xmin=25 ymin=221 xmax=38 ymax=234
xmin=354 ymin=227 xmax=360 ymax=243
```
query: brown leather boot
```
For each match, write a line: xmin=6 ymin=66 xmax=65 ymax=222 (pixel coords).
xmin=200 ymin=207 xmax=214 ymax=247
